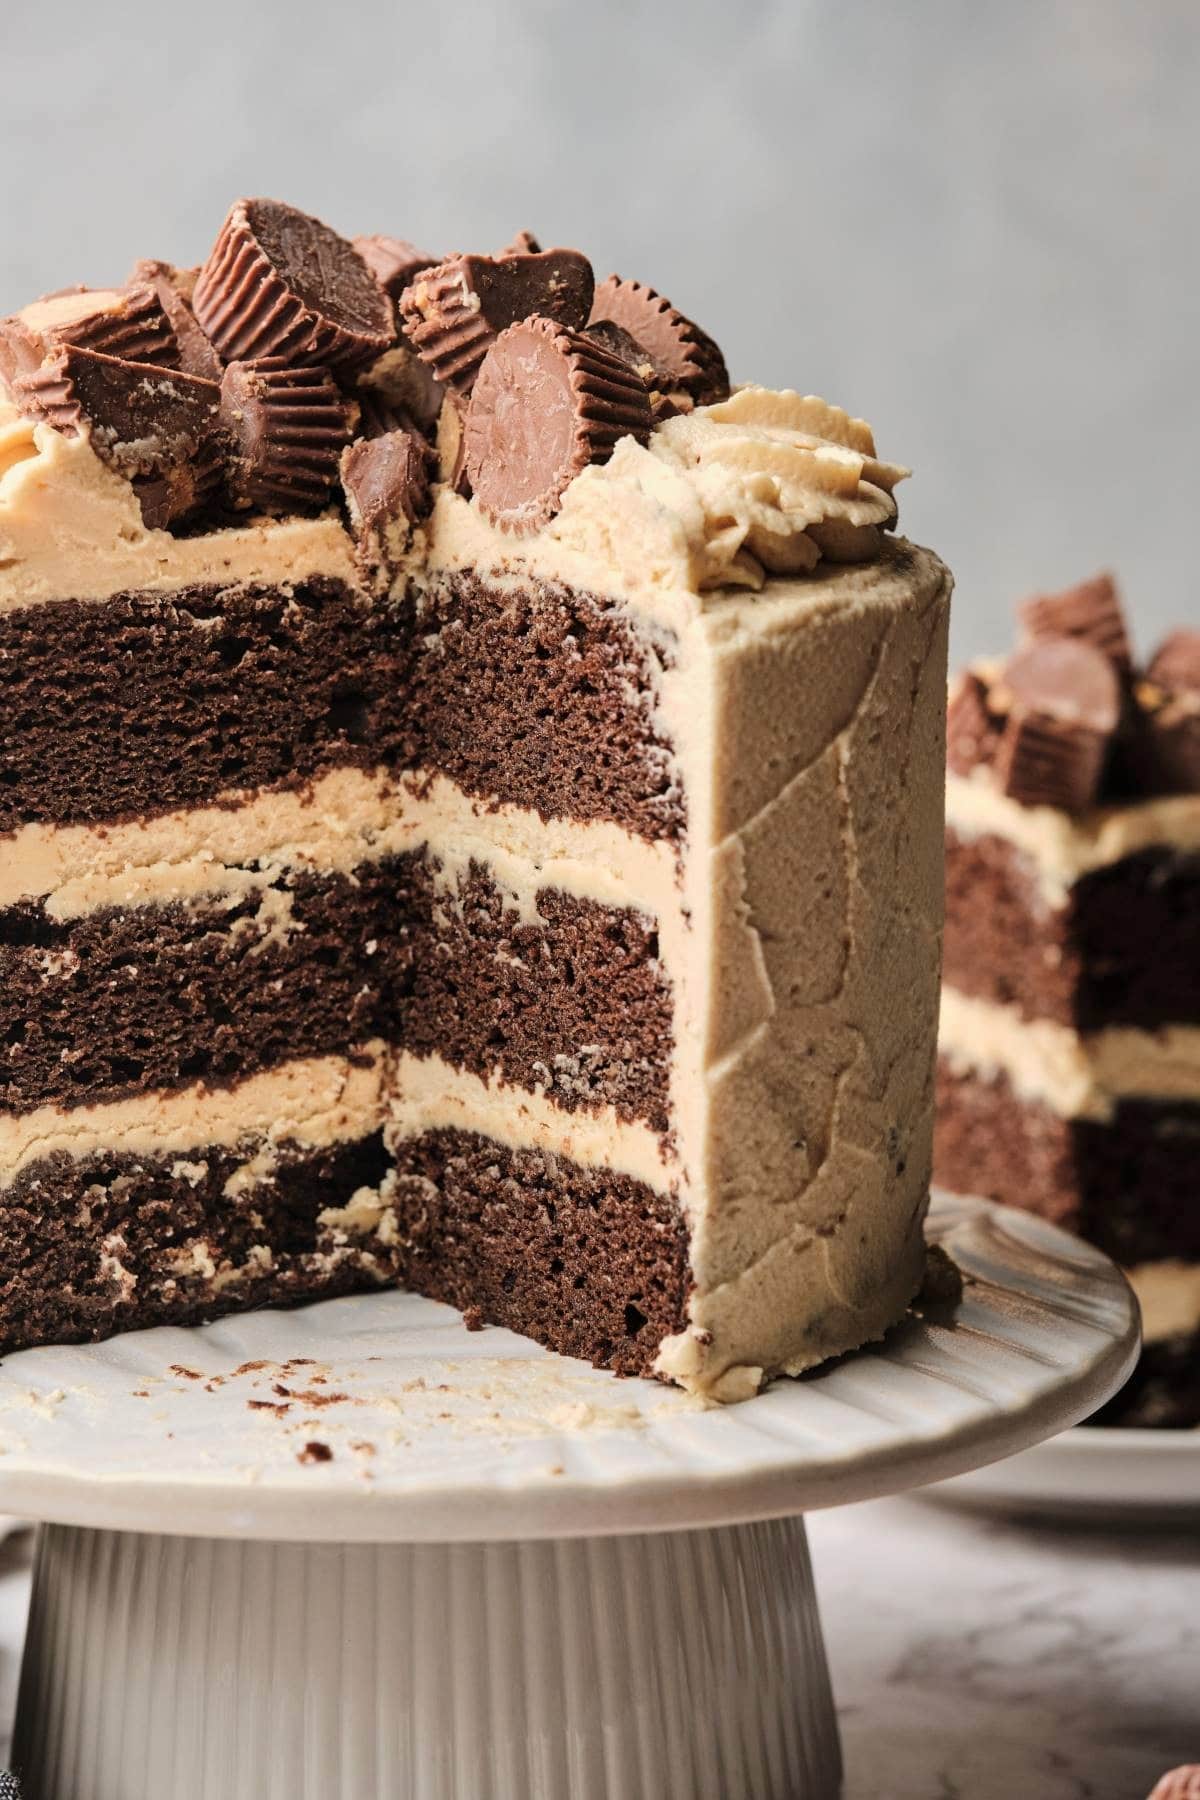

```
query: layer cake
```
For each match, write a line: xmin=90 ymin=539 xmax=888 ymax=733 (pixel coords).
xmin=0 ymin=201 xmax=951 ymax=1399
xmin=935 ymin=575 xmax=1200 ymax=1425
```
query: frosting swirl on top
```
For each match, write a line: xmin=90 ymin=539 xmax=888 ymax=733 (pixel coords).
xmin=546 ymin=386 xmax=908 ymax=594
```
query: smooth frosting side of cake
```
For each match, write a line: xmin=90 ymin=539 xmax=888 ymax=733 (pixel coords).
xmin=655 ymin=539 xmax=951 ymax=1396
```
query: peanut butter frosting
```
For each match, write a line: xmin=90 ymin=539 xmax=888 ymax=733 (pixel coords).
xmin=0 ymin=196 xmax=946 ymax=1403
xmin=0 ymin=381 xmax=906 ymax=617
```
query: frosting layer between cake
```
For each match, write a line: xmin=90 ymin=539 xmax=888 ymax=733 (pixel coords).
xmin=1 ymin=320 xmax=949 ymax=1393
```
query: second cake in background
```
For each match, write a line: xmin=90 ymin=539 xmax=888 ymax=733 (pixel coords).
xmin=935 ymin=574 xmax=1200 ymax=1426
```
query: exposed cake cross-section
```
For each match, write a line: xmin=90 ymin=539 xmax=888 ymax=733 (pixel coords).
xmin=0 ymin=199 xmax=951 ymax=1399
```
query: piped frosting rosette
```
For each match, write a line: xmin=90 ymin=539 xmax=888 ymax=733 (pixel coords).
xmin=546 ymin=385 xmax=908 ymax=594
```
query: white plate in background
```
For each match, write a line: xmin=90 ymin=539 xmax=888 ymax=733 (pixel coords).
xmin=928 ymin=1422 xmax=1198 ymax=1522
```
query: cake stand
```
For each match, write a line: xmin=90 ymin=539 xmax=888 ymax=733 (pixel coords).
xmin=0 ymin=1194 xmax=1136 ymax=1800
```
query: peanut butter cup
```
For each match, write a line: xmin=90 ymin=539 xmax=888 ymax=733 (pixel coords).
xmin=464 ymin=315 xmax=653 ymax=533
xmin=588 ymin=274 xmax=729 ymax=406
xmin=220 ymin=358 xmax=351 ymax=513
xmin=399 ymin=249 xmax=594 ymax=396
xmin=194 ymin=198 xmax=393 ymax=375
xmin=0 ymin=285 xmax=177 ymax=388
xmin=128 ymin=259 xmax=224 ymax=381
xmin=1018 ymin=571 xmax=1133 ymax=670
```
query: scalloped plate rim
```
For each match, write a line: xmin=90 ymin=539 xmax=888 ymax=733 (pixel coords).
xmin=0 ymin=1194 xmax=1140 ymax=1542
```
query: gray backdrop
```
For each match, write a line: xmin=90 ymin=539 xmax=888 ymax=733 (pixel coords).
xmin=2 ymin=0 xmax=1196 ymax=663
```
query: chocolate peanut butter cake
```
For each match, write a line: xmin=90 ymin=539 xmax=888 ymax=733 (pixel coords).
xmin=0 ymin=198 xmax=951 ymax=1400
xmin=936 ymin=575 xmax=1200 ymax=1425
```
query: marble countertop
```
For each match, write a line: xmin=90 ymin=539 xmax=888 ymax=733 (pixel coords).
xmin=810 ymin=1495 xmax=1198 ymax=1800
xmin=0 ymin=1494 xmax=1193 ymax=1796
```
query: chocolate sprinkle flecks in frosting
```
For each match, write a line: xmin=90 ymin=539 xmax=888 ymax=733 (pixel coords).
xmin=128 ymin=259 xmax=224 ymax=381
xmin=1018 ymin=571 xmax=1133 ymax=670
xmin=0 ymin=285 xmax=177 ymax=388
xmin=352 ymin=235 xmax=439 ymax=304
xmin=465 ymin=315 xmax=653 ymax=534
xmin=588 ymin=274 xmax=729 ymax=407
xmin=194 ymin=198 xmax=394 ymax=376
xmin=220 ymin=358 xmax=350 ymax=514
xmin=399 ymin=249 xmax=595 ymax=396
xmin=341 ymin=427 xmax=431 ymax=584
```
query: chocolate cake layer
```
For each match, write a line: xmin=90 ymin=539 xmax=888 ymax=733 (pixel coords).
xmin=0 ymin=578 xmax=397 ymax=833
xmin=0 ymin=571 xmax=683 ymax=842
xmin=0 ymin=854 xmax=672 ymax=1127
xmin=934 ymin=1058 xmax=1200 ymax=1265
xmin=390 ymin=1127 xmax=689 ymax=1375
xmin=0 ymin=1131 xmax=391 ymax=1353
xmin=944 ymin=829 xmax=1200 ymax=1029
xmin=0 ymin=1122 xmax=688 ymax=1375
xmin=397 ymin=570 xmax=683 ymax=842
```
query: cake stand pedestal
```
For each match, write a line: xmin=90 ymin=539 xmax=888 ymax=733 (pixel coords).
xmin=1 ymin=1196 xmax=1137 ymax=1800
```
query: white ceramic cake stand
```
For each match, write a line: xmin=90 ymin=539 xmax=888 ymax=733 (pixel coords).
xmin=0 ymin=1194 xmax=1136 ymax=1800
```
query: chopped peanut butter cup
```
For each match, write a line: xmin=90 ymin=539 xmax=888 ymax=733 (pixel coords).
xmin=435 ymin=390 xmax=471 ymax=497
xmin=220 ymin=358 xmax=351 ymax=514
xmin=497 ymin=230 xmax=542 ymax=257
xmin=1132 ymin=629 xmax=1200 ymax=794
xmin=588 ymin=274 xmax=729 ymax=407
xmin=14 ymin=345 xmax=222 ymax=529
xmin=356 ymin=342 xmax=444 ymax=434
xmin=194 ymin=198 xmax=394 ymax=376
xmin=0 ymin=285 xmax=177 ymax=388
xmin=1147 ymin=629 xmax=1200 ymax=696
xmin=1018 ymin=571 xmax=1133 ymax=669
xmin=996 ymin=713 xmax=1110 ymax=812
xmin=399 ymin=249 xmax=594 ymax=396
xmin=14 ymin=345 xmax=218 ymax=464
xmin=352 ymin=235 xmax=439 ymax=304
xmin=1001 ymin=638 xmax=1122 ymax=732
xmin=341 ymin=427 xmax=432 ymax=585
xmin=992 ymin=638 xmax=1120 ymax=810
xmin=128 ymin=259 xmax=224 ymax=381
xmin=464 ymin=316 xmax=653 ymax=534
xmin=133 ymin=452 xmax=225 ymax=531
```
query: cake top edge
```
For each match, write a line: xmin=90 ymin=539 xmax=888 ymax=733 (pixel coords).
xmin=0 ymin=195 xmax=910 ymax=603
xmin=948 ymin=572 xmax=1200 ymax=809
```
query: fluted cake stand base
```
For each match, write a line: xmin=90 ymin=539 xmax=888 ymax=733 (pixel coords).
xmin=5 ymin=1196 xmax=1137 ymax=1800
